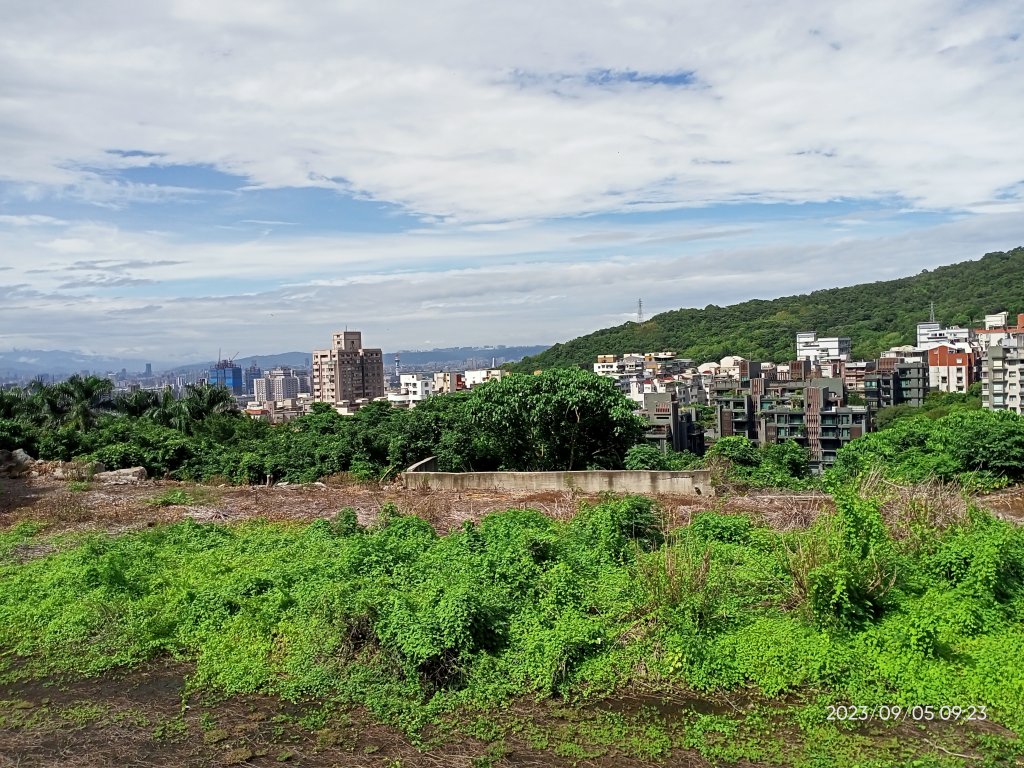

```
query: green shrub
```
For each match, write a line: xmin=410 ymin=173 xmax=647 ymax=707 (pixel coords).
xmin=147 ymin=489 xmax=196 ymax=507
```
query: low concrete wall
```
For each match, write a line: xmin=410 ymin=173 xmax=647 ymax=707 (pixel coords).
xmin=402 ymin=461 xmax=713 ymax=496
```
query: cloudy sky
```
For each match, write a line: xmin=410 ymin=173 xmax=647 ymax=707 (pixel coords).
xmin=1 ymin=0 xmax=1023 ymax=362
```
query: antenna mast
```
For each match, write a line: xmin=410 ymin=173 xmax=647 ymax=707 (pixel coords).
xmin=929 ymin=301 xmax=936 ymax=323
xmin=637 ymin=298 xmax=644 ymax=324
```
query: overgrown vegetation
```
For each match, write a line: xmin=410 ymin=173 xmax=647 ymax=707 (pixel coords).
xmin=512 ymin=246 xmax=1024 ymax=369
xmin=0 ymin=491 xmax=1021 ymax=763
xmin=873 ymin=385 xmax=983 ymax=430
xmin=8 ymin=369 xmax=1024 ymax=494
xmin=829 ymin=408 xmax=1024 ymax=492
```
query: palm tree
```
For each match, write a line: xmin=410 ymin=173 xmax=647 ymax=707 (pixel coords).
xmin=114 ymin=389 xmax=160 ymax=418
xmin=182 ymin=383 xmax=238 ymax=423
xmin=147 ymin=387 xmax=189 ymax=432
xmin=0 ymin=387 xmax=28 ymax=421
xmin=25 ymin=380 xmax=70 ymax=429
xmin=54 ymin=375 xmax=115 ymax=432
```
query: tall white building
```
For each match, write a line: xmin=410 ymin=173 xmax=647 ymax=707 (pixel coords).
xmin=916 ymin=321 xmax=973 ymax=350
xmin=387 ymin=373 xmax=435 ymax=408
xmin=254 ymin=367 xmax=301 ymax=403
xmin=796 ymin=332 xmax=852 ymax=363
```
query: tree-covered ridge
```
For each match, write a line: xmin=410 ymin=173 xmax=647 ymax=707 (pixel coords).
xmin=514 ymin=246 xmax=1024 ymax=370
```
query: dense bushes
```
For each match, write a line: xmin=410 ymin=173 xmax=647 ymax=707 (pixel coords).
xmin=705 ymin=436 xmax=814 ymax=490
xmin=829 ymin=408 xmax=1024 ymax=490
xmin=2 ymin=493 xmax=1023 ymax=734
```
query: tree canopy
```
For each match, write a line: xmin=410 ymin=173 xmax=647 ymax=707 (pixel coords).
xmin=1 ymin=370 xmax=647 ymax=481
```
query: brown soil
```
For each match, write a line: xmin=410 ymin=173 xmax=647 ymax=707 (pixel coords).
xmin=979 ymin=486 xmax=1024 ymax=524
xmin=0 ymin=661 xmax=727 ymax=768
xmin=0 ymin=474 xmax=846 ymax=542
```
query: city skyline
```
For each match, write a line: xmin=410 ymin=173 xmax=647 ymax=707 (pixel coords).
xmin=1 ymin=1 xmax=1023 ymax=360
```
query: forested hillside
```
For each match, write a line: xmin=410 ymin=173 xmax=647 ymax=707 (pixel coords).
xmin=514 ymin=246 xmax=1024 ymax=370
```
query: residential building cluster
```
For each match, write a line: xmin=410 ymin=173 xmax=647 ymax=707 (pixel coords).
xmin=590 ymin=310 xmax=1024 ymax=470
xmin=239 ymin=330 xmax=508 ymax=424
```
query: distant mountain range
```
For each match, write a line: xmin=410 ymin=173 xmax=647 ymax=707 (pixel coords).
xmin=0 ymin=349 xmax=158 ymax=377
xmin=0 ymin=345 xmax=549 ymax=378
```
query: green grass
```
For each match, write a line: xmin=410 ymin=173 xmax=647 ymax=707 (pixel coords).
xmin=146 ymin=488 xmax=212 ymax=507
xmin=0 ymin=492 xmax=1022 ymax=765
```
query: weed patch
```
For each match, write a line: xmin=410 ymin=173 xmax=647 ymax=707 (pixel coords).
xmin=0 ymin=491 xmax=1021 ymax=764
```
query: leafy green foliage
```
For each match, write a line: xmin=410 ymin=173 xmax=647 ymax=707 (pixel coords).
xmin=2 ymin=493 xmax=1023 ymax=738
xmin=512 ymin=247 xmax=1024 ymax=369
xmin=3 ymin=369 xmax=649 ymax=482
xmin=874 ymin=388 xmax=982 ymax=430
xmin=465 ymin=369 xmax=647 ymax=470
xmin=829 ymin=408 xmax=1024 ymax=490
xmin=706 ymin=436 xmax=815 ymax=490
xmin=146 ymin=489 xmax=197 ymax=507
xmin=623 ymin=444 xmax=701 ymax=470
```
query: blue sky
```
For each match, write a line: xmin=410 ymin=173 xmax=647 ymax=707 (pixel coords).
xmin=1 ymin=0 xmax=1023 ymax=361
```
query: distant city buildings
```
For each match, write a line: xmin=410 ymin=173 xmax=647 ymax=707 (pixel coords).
xmin=433 ymin=371 xmax=466 ymax=394
xmin=387 ymin=373 xmax=435 ymax=408
xmin=464 ymin=368 xmax=506 ymax=388
xmin=244 ymin=362 xmax=263 ymax=395
xmin=208 ymin=359 xmax=244 ymax=395
xmin=254 ymin=367 xmax=302 ymax=402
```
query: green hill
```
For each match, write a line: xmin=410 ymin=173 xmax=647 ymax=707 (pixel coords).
xmin=514 ymin=246 xmax=1024 ymax=370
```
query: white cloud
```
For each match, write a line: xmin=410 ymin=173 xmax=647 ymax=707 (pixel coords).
xmin=0 ymin=0 xmax=1020 ymax=221
xmin=0 ymin=215 xmax=68 ymax=227
xmin=1 ymin=0 xmax=1023 ymax=358
xmin=1 ymin=212 xmax=1023 ymax=359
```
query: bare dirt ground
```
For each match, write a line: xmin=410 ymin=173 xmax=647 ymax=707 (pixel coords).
xmin=2 ymin=660 xmax=723 ymax=768
xmin=0 ymin=474 xmax=840 ymax=539
xmin=6 ymin=470 xmax=1016 ymax=542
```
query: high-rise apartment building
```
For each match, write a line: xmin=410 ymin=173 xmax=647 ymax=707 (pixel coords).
xmin=312 ymin=331 xmax=385 ymax=406
xmin=254 ymin=367 xmax=302 ymax=403
xmin=244 ymin=362 xmax=263 ymax=395
xmin=982 ymin=334 xmax=1024 ymax=414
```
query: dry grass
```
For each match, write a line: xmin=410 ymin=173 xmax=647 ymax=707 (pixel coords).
xmin=854 ymin=469 xmax=971 ymax=539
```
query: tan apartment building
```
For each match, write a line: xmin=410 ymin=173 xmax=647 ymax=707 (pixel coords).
xmin=312 ymin=331 xmax=385 ymax=406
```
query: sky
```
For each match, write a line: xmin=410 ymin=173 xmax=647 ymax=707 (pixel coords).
xmin=1 ymin=0 xmax=1023 ymax=363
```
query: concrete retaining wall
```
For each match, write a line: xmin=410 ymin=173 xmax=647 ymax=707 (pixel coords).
xmin=402 ymin=459 xmax=712 ymax=496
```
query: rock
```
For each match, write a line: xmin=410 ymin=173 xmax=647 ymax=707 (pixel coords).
xmin=0 ymin=448 xmax=35 ymax=478
xmin=94 ymin=467 xmax=148 ymax=484
xmin=52 ymin=460 xmax=105 ymax=480
xmin=11 ymin=449 xmax=34 ymax=465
